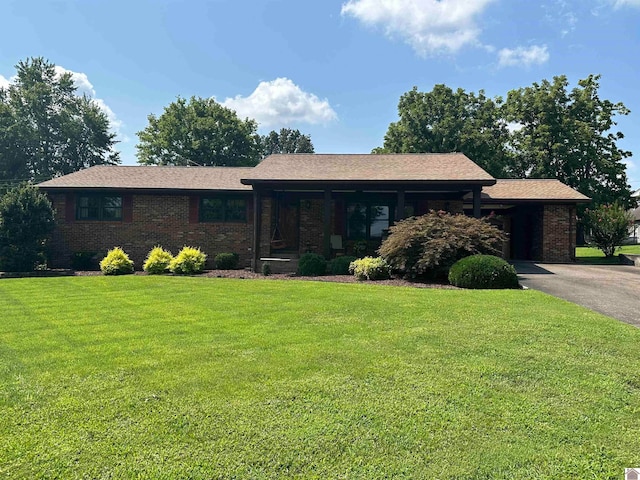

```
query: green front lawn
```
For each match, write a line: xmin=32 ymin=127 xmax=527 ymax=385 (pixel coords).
xmin=576 ymin=245 xmax=640 ymax=264
xmin=1 ymin=276 xmax=639 ymax=478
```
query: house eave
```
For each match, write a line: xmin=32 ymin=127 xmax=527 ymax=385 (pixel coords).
xmin=241 ymin=179 xmax=497 ymax=189
xmin=39 ymin=186 xmax=252 ymax=195
xmin=463 ymin=197 xmax=591 ymax=206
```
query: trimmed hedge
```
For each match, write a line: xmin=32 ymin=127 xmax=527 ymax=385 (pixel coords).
xmin=327 ymin=255 xmax=357 ymax=275
xmin=143 ymin=246 xmax=173 ymax=274
xmin=297 ymin=253 xmax=327 ymax=276
xmin=100 ymin=247 xmax=134 ymax=275
xmin=169 ymin=246 xmax=207 ymax=275
xmin=448 ymin=254 xmax=519 ymax=289
xmin=215 ymin=252 xmax=240 ymax=270
xmin=349 ymin=256 xmax=391 ymax=281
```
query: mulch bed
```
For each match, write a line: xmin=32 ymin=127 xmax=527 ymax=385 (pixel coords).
xmin=59 ymin=269 xmax=458 ymax=289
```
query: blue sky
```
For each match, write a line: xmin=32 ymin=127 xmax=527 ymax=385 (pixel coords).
xmin=1 ymin=0 xmax=639 ymax=188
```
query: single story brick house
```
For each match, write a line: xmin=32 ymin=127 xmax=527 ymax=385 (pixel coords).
xmin=38 ymin=153 xmax=590 ymax=270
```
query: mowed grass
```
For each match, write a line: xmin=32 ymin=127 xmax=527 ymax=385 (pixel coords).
xmin=1 ymin=277 xmax=640 ymax=479
xmin=576 ymin=244 xmax=640 ymax=264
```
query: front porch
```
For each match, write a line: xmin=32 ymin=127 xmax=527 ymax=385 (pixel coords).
xmin=251 ymin=186 xmax=484 ymax=271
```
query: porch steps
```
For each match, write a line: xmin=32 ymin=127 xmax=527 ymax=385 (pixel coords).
xmin=260 ymin=252 xmax=299 ymax=274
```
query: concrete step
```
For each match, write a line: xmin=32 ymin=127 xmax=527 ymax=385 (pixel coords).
xmin=259 ymin=256 xmax=299 ymax=274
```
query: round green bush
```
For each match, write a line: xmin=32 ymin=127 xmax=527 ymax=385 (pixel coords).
xmin=327 ymin=255 xmax=357 ymax=275
xmin=215 ymin=252 xmax=240 ymax=270
xmin=169 ymin=246 xmax=207 ymax=274
xmin=297 ymin=253 xmax=327 ymax=276
xmin=448 ymin=255 xmax=519 ymax=289
xmin=143 ymin=246 xmax=173 ymax=274
xmin=100 ymin=247 xmax=134 ymax=275
xmin=261 ymin=261 xmax=272 ymax=276
xmin=349 ymin=256 xmax=391 ymax=281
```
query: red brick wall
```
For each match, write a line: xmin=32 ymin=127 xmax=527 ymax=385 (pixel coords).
xmin=542 ymin=204 xmax=576 ymax=263
xmin=48 ymin=193 xmax=253 ymax=269
xmin=299 ymin=198 xmax=327 ymax=254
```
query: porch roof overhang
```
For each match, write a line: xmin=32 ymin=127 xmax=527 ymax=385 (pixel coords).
xmin=243 ymin=179 xmax=495 ymax=193
xmin=241 ymin=153 xmax=496 ymax=189
xmin=462 ymin=179 xmax=591 ymax=206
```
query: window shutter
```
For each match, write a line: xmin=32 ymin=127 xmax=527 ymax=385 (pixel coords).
xmin=189 ymin=196 xmax=199 ymax=223
xmin=123 ymin=195 xmax=133 ymax=222
xmin=65 ymin=194 xmax=75 ymax=224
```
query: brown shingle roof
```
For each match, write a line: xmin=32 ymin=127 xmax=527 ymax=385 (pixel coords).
xmin=242 ymin=153 xmax=495 ymax=184
xmin=38 ymin=165 xmax=252 ymax=191
xmin=464 ymin=179 xmax=591 ymax=202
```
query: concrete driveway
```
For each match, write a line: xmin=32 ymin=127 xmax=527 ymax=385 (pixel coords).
xmin=514 ymin=262 xmax=640 ymax=327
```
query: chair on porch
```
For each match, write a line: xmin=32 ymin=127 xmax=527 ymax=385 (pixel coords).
xmin=330 ymin=235 xmax=345 ymax=257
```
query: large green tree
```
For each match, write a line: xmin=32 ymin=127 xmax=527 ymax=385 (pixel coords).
xmin=0 ymin=57 xmax=120 ymax=185
xmin=505 ymin=74 xmax=633 ymax=208
xmin=260 ymin=128 xmax=314 ymax=158
xmin=136 ymin=96 xmax=261 ymax=166
xmin=374 ymin=85 xmax=511 ymax=177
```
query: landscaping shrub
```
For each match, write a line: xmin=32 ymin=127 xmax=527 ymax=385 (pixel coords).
xmin=0 ymin=184 xmax=55 ymax=272
xmin=584 ymin=203 xmax=633 ymax=257
xmin=169 ymin=246 xmax=207 ymax=274
xmin=143 ymin=246 xmax=173 ymax=274
xmin=448 ymin=254 xmax=519 ymax=289
xmin=379 ymin=210 xmax=507 ymax=279
xmin=297 ymin=253 xmax=327 ymax=276
xmin=261 ymin=262 xmax=272 ymax=276
xmin=215 ymin=252 xmax=240 ymax=270
xmin=349 ymin=256 xmax=391 ymax=281
xmin=100 ymin=247 xmax=134 ymax=275
xmin=327 ymin=255 xmax=358 ymax=275
xmin=71 ymin=252 xmax=98 ymax=271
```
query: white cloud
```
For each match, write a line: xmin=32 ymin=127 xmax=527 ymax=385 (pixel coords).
xmin=340 ymin=0 xmax=495 ymax=55
xmin=0 ymin=74 xmax=11 ymax=90
xmin=498 ymin=45 xmax=550 ymax=68
xmin=611 ymin=0 xmax=640 ymax=7
xmin=221 ymin=78 xmax=337 ymax=127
